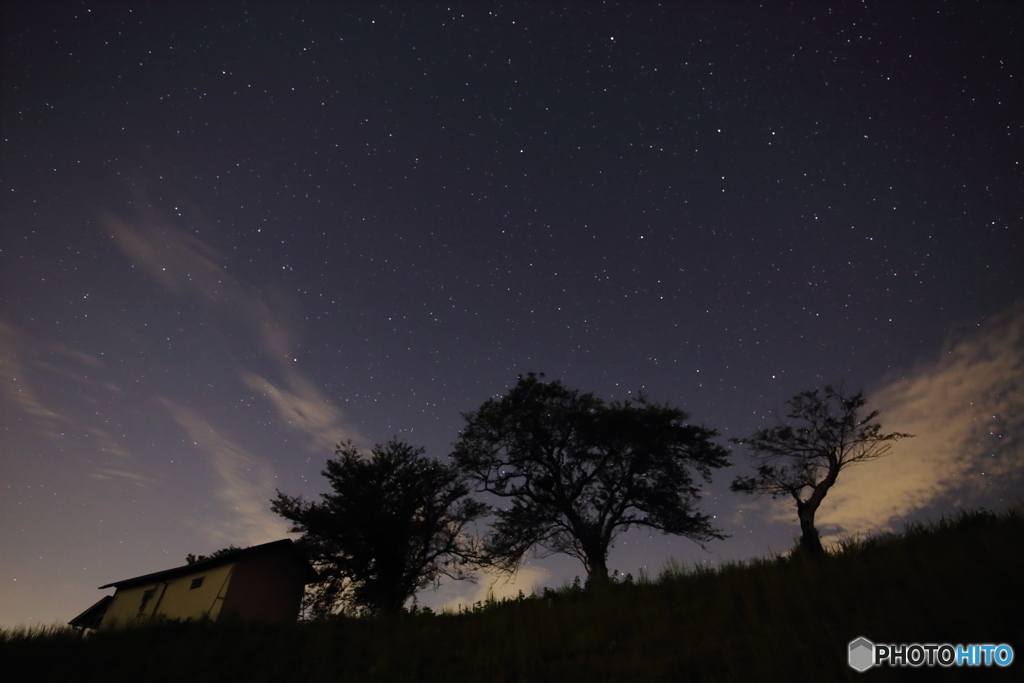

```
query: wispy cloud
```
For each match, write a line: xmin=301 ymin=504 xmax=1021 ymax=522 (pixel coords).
xmin=92 ymin=469 xmax=152 ymax=487
xmin=104 ymin=199 xmax=291 ymax=359
xmin=0 ymin=322 xmax=64 ymax=436
xmin=87 ymin=427 xmax=134 ymax=459
xmin=0 ymin=322 xmax=136 ymax=467
xmin=98 ymin=194 xmax=369 ymax=547
xmin=435 ymin=566 xmax=549 ymax=613
xmin=161 ymin=399 xmax=290 ymax=546
xmin=103 ymin=196 xmax=362 ymax=452
xmin=240 ymin=370 xmax=357 ymax=452
xmin=817 ymin=302 xmax=1024 ymax=538
xmin=104 ymin=205 xmax=241 ymax=308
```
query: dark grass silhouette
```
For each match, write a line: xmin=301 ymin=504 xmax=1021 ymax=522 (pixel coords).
xmin=4 ymin=506 xmax=1022 ymax=682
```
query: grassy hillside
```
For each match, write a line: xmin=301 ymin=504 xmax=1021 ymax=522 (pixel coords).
xmin=4 ymin=506 xmax=1022 ymax=681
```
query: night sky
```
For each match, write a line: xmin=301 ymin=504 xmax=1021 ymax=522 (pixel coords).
xmin=2 ymin=1 xmax=1022 ymax=627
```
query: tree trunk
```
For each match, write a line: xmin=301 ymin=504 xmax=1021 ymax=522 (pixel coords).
xmin=795 ymin=462 xmax=839 ymax=559
xmin=584 ymin=548 xmax=610 ymax=587
xmin=796 ymin=499 xmax=825 ymax=558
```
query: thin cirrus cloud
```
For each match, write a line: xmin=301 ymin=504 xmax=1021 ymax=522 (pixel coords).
xmin=0 ymin=321 xmax=134 ymax=465
xmin=161 ymin=398 xmax=290 ymax=546
xmin=0 ymin=322 xmax=65 ymax=437
xmin=103 ymin=198 xmax=363 ymax=454
xmin=93 ymin=468 xmax=153 ymax=487
xmin=815 ymin=301 xmax=1024 ymax=539
xmin=239 ymin=370 xmax=356 ymax=453
xmin=85 ymin=427 xmax=134 ymax=461
xmin=103 ymin=201 xmax=293 ymax=359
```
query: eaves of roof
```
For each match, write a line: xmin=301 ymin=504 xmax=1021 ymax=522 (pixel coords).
xmin=98 ymin=539 xmax=318 ymax=589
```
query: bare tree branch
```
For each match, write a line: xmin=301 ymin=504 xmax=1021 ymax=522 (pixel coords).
xmin=731 ymin=383 xmax=912 ymax=557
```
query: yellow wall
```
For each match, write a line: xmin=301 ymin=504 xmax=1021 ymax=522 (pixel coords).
xmin=101 ymin=562 xmax=235 ymax=629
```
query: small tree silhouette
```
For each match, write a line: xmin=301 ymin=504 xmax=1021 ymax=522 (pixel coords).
xmin=731 ymin=384 xmax=912 ymax=557
xmin=272 ymin=439 xmax=486 ymax=615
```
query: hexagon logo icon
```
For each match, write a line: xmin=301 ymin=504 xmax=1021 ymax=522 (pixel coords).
xmin=849 ymin=637 xmax=875 ymax=672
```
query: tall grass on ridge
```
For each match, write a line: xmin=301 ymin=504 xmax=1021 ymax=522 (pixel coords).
xmin=3 ymin=505 xmax=1021 ymax=681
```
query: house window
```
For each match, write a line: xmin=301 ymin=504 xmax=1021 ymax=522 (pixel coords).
xmin=190 ymin=577 xmax=205 ymax=590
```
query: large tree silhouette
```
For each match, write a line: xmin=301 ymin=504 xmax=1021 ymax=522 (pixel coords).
xmin=731 ymin=384 xmax=912 ymax=557
xmin=272 ymin=439 xmax=486 ymax=615
xmin=452 ymin=373 xmax=730 ymax=584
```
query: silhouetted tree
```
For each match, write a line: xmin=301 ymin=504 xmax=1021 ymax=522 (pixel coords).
xmin=731 ymin=384 xmax=913 ymax=557
xmin=452 ymin=373 xmax=730 ymax=584
xmin=185 ymin=545 xmax=244 ymax=565
xmin=271 ymin=439 xmax=486 ymax=615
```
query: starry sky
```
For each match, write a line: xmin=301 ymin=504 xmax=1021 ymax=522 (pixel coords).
xmin=2 ymin=1 xmax=1022 ymax=627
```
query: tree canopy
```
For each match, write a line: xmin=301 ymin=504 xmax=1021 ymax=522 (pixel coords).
xmin=452 ymin=373 xmax=730 ymax=583
xmin=731 ymin=384 xmax=912 ymax=557
xmin=271 ymin=439 xmax=486 ymax=615
xmin=185 ymin=545 xmax=243 ymax=565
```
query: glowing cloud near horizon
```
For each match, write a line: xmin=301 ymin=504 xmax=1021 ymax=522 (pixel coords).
xmin=816 ymin=303 xmax=1024 ymax=538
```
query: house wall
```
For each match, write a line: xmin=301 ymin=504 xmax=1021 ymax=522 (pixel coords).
xmin=219 ymin=548 xmax=306 ymax=622
xmin=101 ymin=562 xmax=235 ymax=628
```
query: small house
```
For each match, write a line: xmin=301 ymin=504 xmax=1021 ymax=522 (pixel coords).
xmin=70 ymin=539 xmax=318 ymax=630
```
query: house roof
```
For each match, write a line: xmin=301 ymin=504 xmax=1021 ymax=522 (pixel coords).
xmin=69 ymin=594 xmax=114 ymax=629
xmin=98 ymin=539 xmax=319 ymax=589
